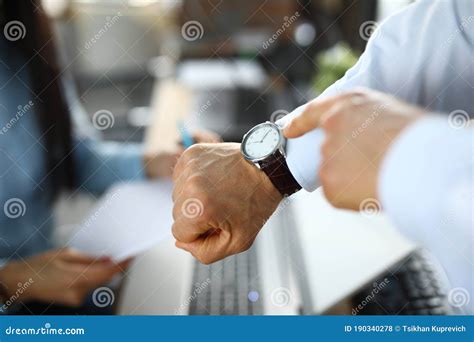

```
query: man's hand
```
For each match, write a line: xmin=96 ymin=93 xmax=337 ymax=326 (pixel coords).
xmin=172 ymin=143 xmax=282 ymax=264
xmin=284 ymin=88 xmax=425 ymax=210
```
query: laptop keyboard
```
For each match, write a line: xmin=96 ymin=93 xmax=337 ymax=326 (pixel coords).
xmin=188 ymin=246 xmax=263 ymax=315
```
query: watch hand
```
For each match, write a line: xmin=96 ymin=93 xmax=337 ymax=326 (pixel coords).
xmin=259 ymin=129 xmax=271 ymax=143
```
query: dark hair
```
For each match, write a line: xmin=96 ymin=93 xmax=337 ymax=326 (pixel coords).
xmin=1 ymin=0 xmax=75 ymax=195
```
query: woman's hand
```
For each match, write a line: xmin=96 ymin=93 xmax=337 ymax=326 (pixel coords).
xmin=144 ymin=151 xmax=182 ymax=179
xmin=144 ymin=129 xmax=222 ymax=179
xmin=0 ymin=248 xmax=129 ymax=307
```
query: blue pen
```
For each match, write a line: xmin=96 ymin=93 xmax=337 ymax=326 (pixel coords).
xmin=178 ymin=121 xmax=194 ymax=148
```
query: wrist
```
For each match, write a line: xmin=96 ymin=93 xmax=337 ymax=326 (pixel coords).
xmin=258 ymin=167 xmax=284 ymax=203
xmin=143 ymin=152 xmax=162 ymax=179
xmin=240 ymin=155 xmax=283 ymax=204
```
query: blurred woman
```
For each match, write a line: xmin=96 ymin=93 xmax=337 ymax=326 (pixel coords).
xmin=0 ymin=1 xmax=217 ymax=314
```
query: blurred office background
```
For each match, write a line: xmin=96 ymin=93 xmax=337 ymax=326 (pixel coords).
xmin=48 ymin=0 xmax=413 ymax=143
xmin=46 ymin=0 xmax=455 ymax=316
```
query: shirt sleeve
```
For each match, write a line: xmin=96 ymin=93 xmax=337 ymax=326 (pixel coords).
xmin=379 ymin=117 xmax=473 ymax=313
xmin=280 ymin=0 xmax=461 ymax=191
xmin=61 ymin=71 xmax=146 ymax=194
xmin=73 ymin=139 xmax=145 ymax=195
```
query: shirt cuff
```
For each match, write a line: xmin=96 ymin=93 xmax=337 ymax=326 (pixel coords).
xmin=75 ymin=140 xmax=146 ymax=194
xmin=277 ymin=104 xmax=323 ymax=192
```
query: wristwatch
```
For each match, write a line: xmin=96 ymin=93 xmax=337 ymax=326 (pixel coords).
xmin=241 ymin=121 xmax=301 ymax=197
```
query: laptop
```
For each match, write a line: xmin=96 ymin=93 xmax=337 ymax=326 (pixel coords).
xmin=117 ymin=200 xmax=309 ymax=315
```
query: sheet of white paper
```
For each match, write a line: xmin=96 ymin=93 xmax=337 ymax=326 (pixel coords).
xmin=69 ymin=181 xmax=174 ymax=262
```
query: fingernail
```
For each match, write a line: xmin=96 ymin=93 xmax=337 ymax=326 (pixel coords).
xmin=99 ymin=256 xmax=113 ymax=264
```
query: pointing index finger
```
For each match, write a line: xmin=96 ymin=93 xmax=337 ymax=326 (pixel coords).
xmin=283 ymin=95 xmax=341 ymax=138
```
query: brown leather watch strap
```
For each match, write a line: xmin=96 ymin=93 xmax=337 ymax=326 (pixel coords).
xmin=258 ymin=150 xmax=301 ymax=197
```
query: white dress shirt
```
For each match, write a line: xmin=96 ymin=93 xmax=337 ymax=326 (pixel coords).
xmin=380 ymin=116 xmax=473 ymax=314
xmin=279 ymin=0 xmax=473 ymax=313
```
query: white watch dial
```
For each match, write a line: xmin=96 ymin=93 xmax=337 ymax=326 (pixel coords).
xmin=243 ymin=123 xmax=281 ymax=160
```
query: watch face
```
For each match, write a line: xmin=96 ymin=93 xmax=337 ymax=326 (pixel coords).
xmin=242 ymin=122 xmax=281 ymax=160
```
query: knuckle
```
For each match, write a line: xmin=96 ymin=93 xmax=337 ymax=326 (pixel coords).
xmin=185 ymin=157 xmax=200 ymax=171
xmin=351 ymin=87 xmax=370 ymax=96
xmin=172 ymin=162 xmax=182 ymax=181
xmin=232 ymin=235 xmax=254 ymax=255
xmin=305 ymin=101 xmax=318 ymax=114
xmin=321 ymin=110 xmax=343 ymax=130
xmin=171 ymin=223 xmax=182 ymax=240
xmin=185 ymin=175 xmax=205 ymax=195
xmin=333 ymin=101 xmax=350 ymax=115
xmin=318 ymin=165 xmax=329 ymax=187
xmin=198 ymin=209 xmax=211 ymax=224
xmin=197 ymin=253 xmax=214 ymax=265
xmin=344 ymin=88 xmax=366 ymax=99
xmin=179 ymin=149 xmax=194 ymax=166
xmin=197 ymin=198 xmax=213 ymax=221
xmin=185 ymin=144 xmax=204 ymax=159
xmin=322 ymin=184 xmax=338 ymax=206
xmin=331 ymin=200 xmax=346 ymax=210
xmin=322 ymin=179 xmax=343 ymax=208
xmin=238 ymin=240 xmax=253 ymax=253
xmin=172 ymin=204 xmax=181 ymax=221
